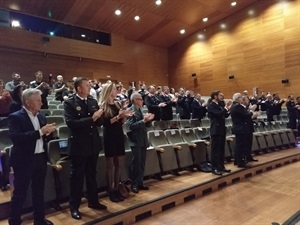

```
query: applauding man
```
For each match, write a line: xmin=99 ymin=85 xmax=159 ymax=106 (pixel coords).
xmin=126 ymin=93 xmax=154 ymax=193
xmin=8 ymin=89 xmax=56 ymax=225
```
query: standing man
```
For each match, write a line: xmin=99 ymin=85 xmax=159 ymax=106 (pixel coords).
xmin=53 ymin=75 xmax=66 ymax=102
xmin=231 ymin=93 xmax=258 ymax=168
xmin=207 ymin=90 xmax=232 ymax=175
xmin=126 ymin=93 xmax=154 ymax=193
xmin=5 ymin=72 xmax=22 ymax=93
xmin=8 ymin=89 xmax=56 ymax=225
xmin=64 ymin=77 xmax=107 ymax=220
xmin=29 ymin=71 xmax=51 ymax=109
xmin=145 ymin=85 xmax=165 ymax=121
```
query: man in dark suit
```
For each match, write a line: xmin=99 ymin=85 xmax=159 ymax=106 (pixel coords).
xmin=144 ymin=85 xmax=165 ymax=121
xmin=207 ymin=90 xmax=232 ymax=175
xmin=191 ymin=93 xmax=207 ymax=120
xmin=8 ymin=88 xmax=56 ymax=225
xmin=177 ymin=88 xmax=191 ymax=120
xmin=126 ymin=93 xmax=154 ymax=193
xmin=231 ymin=93 xmax=258 ymax=168
xmin=64 ymin=77 xmax=107 ymax=220
xmin=159 ymin=86 xmax=175 ymax=121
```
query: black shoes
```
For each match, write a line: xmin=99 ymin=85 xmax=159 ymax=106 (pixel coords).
xmin=70 ymin=209 xmax=82 ymax=220
xmin=132 ymin=187 xmax=139 ymax=193
xmin=138 ymin=185 xmax=149 ymax=190
xmin=222 ymin=168 xmax=231 ymax=173
xmin=33 ymin=218 xmax=54 ymax=225
xmin=247 ymin=157 xmax=258 ymax=162
xmin=108 ymin=190 xmax=124 ymax=202
xmin=88 ymin=202 xmax=108 ymax=210
xmin=212 ymin=169 xmax=223 ymax=175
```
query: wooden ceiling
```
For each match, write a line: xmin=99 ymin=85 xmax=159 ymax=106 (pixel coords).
xmin=0 ymin=0 xmax=259 ymax=48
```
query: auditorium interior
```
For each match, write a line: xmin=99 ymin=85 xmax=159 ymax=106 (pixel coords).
xmin=0 ymin=0 xmax=299 ymax=224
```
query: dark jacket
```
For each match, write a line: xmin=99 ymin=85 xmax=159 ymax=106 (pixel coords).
xmin=207 ymin=101 xmax=230 ymax=136
xmin=231 ymin=103 xmax=254 ymax=134
xmin=159 ymin=94 xmax=173 ymax=121
xmin=191 ymin=99 xmax=207 ymax=120
xmin=145 ymin=94 xmax=161 ymax=121
xmin=177 ymin=95 xmax=191 ymax=119
xmin=64 ymin=95 xmax=103 ymax=156
xmin=126 ymin=105 xmax=149 ymax=147
xmin=8 ymin=108 xmax=50 ymax=167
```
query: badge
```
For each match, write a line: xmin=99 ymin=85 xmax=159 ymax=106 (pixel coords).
xmin=76 ymin=106 xmax=81 ymax=111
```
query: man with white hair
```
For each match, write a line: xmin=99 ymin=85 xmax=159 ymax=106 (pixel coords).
xmin=53 ymin=75 xmax=66 ymax=102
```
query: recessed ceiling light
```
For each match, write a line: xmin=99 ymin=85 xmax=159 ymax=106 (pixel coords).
xmin=220 ymin=23 xmax=227 ymax=29
xmin=248 ymin=9 xmax=255 ymax=16
xmin=202 ymin=17 xmax=208 ymax=22
xmin=11 ymin=20 xmax=20 ymax=27
xmin=49 ymin=31 xmax=55 ymax=36
xmin=134 ymin=16 xmax=140 ymax=21
xmin=231 ymin=2 xmax=237 ymax=6
xmin=180 ymin=29 xmax=185 ymax=34
xmin=198 ymin=34 xmax=205 ymax=40
xmin=115 ymin=9 xmax=121 ymax=15
xmin=155 ymin=0 xmax=162 ymax=5
xmin=81 ymin=34 xmax=86 ymax=38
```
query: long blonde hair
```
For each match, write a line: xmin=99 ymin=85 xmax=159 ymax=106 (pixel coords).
xmin=98 ymin=82 xmax=120 ymax=118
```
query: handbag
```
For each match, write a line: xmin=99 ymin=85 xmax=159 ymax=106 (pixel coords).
xmin=118 ymin=182 xmax=130 ymax=198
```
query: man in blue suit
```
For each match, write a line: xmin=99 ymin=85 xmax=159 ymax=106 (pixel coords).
xmin=8 ymin=89 xmax=56 ymax=225
xmin=126 ymin=93 xmax=154 ymax=193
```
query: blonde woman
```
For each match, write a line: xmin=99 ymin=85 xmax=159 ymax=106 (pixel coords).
xmin=99 ymin=82 xmax=134 ymax=202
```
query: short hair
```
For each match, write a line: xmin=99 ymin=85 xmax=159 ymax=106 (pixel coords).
xmin=22 ymin=88 xmax=42 ymax=104
xmin=74 ymin=77 xmax=89 ymax=91
xmin=35 ymin=71 xmax=43 ymax=76
xmin=130 ymin=92 xmax=141 ymax=102
xmin=210 ymin=90 xmax=220 ymax=99
xmin=232 ymin=93 xmax=241 ymax=102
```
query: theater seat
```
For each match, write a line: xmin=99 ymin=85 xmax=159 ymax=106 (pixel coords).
xmin=57 ymin=125 xmax=69 ymax=139
xmin=147 ymin=130 xmax=178 ymax=174
xmin=46 ymin=116 xmax=66 ymax=127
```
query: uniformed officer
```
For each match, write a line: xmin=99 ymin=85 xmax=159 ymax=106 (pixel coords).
xmin=64 ymin=77 xmax=107 ymax=220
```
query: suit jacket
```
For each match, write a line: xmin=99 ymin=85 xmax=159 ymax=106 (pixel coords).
xmin=8 ymin=108 xmax=50 ymax=167
xmin=191 ymin=99 xmax=207 ymax=120
xmin=64 ymin=95 xmax=103 ymax=156
xmin=126 ymin=105 xmax=149 ymax=148
xmin=144 ymin=94 xmax=161 ymax=120
xmin=159 ymin=94 xmax=173 ymax=121
xmin=207 ymin=101 xmax=230 ymax=136
xmin=231 ymin=103 xmax=254 ymax=134
xmin=177 ymin=95 xmax=191 ymax=119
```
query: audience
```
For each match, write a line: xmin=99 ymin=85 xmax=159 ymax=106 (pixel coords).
xmin=0 ymin=79 xmax=12 ymax=117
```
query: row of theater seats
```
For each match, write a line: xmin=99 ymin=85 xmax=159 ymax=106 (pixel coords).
xmin=0 ymin=116 xmax=297 ymax=211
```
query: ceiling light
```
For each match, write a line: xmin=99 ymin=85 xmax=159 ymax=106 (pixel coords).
xmin=202 ymin=17 xmax=208 ymax=22
xmin=81 ymin=34 xmax=86 ymax=38
xmin=231 ymin=2 xmax=237 ymax=6
xmin=134 ymin=16 xmax=140 ymax=21
xmin=198 ymin=34 xmax=205 ymax=40
xmin=96 ymin=39 xmax=99 ymax=43
xmin=155 ymin=0 xmax=162 ymax=5
xmin=180 ymin=29 xmax=185 ymax=34
xmin=49 ymin=31 xmax=55 ymax=36
xmin=115 ymin=9 xmax=121 ymax=16
xmin=248 ymin=10 xmax=255 ymax=16
xmin=220 ymin=23 xmax=227 ymax=29
xmin=11 ymin=20 xmax=20 ymax=27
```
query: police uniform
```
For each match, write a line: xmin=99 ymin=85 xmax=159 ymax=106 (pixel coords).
xmin=64 ymin=94 xmax=103 ymax=211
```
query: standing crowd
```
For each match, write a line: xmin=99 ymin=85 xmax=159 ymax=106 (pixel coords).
xmin=0 ymin=71 xmax=299 ymax=225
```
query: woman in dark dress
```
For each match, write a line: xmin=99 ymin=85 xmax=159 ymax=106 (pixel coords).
xmin=98 ymin=82 xmax=134 ymax=202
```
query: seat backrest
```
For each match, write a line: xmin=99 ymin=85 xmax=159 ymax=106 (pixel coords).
xmin=147 ymin=130 xmax=168 ymax=147
xmin=179 ymin=119 xmax=190 ymax=128
xmin=48 ymin=100 xmax=61 ymax=105
xmin=164 ymin=129 xmax=184 ymax=145
xmin=193 ymin=127 xmax=210 ymax=140
xmin=0 ymin=129 xmax=12 ymax=150
xmin=57 ymin=125 xmax=69 ymax=139
xmin=179 ymin=128 xmax=197 ymax=143
xmin=46 ymin=116 xmax=65 ymax=126
xmin=39 ymin=109 xmax=51 ymax=116
xmin=166 ymin=120 xmax=180 ymax=129
xmin=58 ymin=104 xmax=64 ymax=109
xmin=201 ymin=118 xmax=211 ymax=128
xmin=48 ymin=104 xmax=58 ymax=110
xmin=52 ymin=109 xmax=64 ymax=116
xmin=190 ymin=119 xmax=201 ymax=128
xmin=0 ymin=117 xmax=8 ymax=129
xmin=152 ymin=120 xmax=168 ymax=130
xmin=47 ymin=139 xmax=68 ymax=165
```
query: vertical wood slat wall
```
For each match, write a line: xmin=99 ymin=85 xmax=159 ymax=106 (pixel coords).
xmin=168 ymin=0 xmax=300 ymax=98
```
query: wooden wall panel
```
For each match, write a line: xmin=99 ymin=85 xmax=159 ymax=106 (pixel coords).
xmin=0 ymin=31 xmax=168 ymax=88
xmin=168 ymin=0 xmax=300 ymax=98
